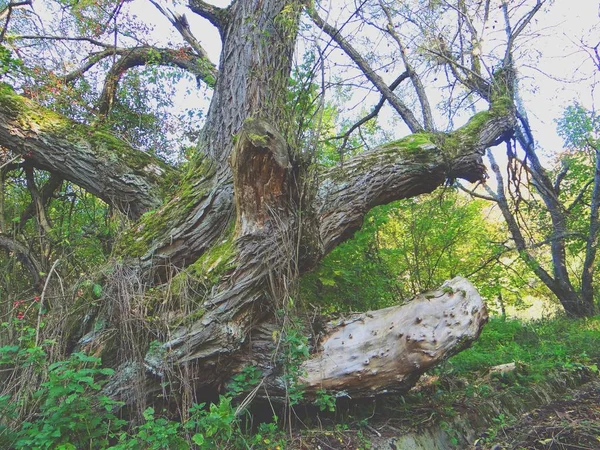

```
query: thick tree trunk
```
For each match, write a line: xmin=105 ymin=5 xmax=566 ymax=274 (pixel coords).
xmin=89 ymin=106 xmax=511 ymax=405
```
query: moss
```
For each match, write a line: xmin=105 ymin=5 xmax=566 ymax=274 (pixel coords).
xmin=327 ymin=132 xmax=438 ymax=183
xmin=179 ymin=307 xmax=207 ymax=326
xmin=434 ymin=110 xmax=493 ymax=158
xmin=247 ymin=133 xmax=269 ymax=146
xmin=187 ymin=218 xmax=237 ymax=284
xmin=0 ymin=82 xmax=178 ymax=195
xmin=117 ymin=157 xmax=216 ymax=257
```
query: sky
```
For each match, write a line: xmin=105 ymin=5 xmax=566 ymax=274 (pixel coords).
xmin=120 ymin=0 xmax=598 ymax=162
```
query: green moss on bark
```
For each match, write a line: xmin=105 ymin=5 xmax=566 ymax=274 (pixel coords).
xmin=186 ymin=219 xmax=237 ymax=284
xmin=116 ymin=157 xmax=217 ymax=257
xmin=0 ymin=82 xmax=178 ymax=195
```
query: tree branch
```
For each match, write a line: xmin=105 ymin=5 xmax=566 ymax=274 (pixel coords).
xmin=317 ymin=104 xmax=516 ymax=253
xmin=503 ymin=0 xmax=544 ymax=66
xmin=486 ymin=149 xmax=558 ymax=292
xmin=0 ymin=85 xmax=178 ymax=219
xmin=307 ymin=6 xmax=423 ymax=133
xmin=379 ymin=1 xmax=435 ymax=131
xmin=0 ymin=233 xmax=43 ymax=287
xmin=13 ymin=34 xmax=113 ymax=48
xmin=187 ymin=0 xmax=228 ymax=33
xmin=566 ymin=178 xmax=594 ymax=212
xmin=329 ymin=70 xmax=410 ymax=151
xmin=24 ymin=165 xmax=53 ymax=236
xmin=457 ymin=182 xmax=496 ymax=202
xmin=98 ymin=46 xmax=218 ymax=116
xmin=149 ymin=0 xmax=218 ymax=66
xmin=16 ymin=172 xmax=62 ymax=234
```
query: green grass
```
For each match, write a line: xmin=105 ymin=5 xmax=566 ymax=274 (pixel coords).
xmin=444 ymin=315 xmax=600 ymax=382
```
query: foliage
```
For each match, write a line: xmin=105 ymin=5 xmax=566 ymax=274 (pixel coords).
xmin=112 ymin=407 xmax=186 ymax=450
xmin=0 ymin=331 xmax=125 ymax=450
xmin=278 ymin=324 xmax=310 ymax=406
xmin=314 ymin=389 xmax=336 ymax=413
xmin=301 ymin=189 xmax=531 ymax=312
xmin=2 ymin=312 xmax=600 ymax=449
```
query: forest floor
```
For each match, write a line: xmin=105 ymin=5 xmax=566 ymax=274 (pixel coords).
xmin=484 ymin=379 xmax=600 ymax=450
xmin=289 ymin=375 xmax=600 ymax=450
xmin=286 ymin=316 xmax=600 ymax=450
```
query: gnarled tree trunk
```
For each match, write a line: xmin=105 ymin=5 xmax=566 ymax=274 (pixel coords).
xmin=0 ymin=0 xmax=518 ymax=407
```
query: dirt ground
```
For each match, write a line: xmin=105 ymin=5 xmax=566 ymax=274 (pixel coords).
xmin=481 ymin=380 xmax=600 ymax=450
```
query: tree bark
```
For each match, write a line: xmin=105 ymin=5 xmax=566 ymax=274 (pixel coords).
xmin=0 ymin=85 xmax=177 ymax=220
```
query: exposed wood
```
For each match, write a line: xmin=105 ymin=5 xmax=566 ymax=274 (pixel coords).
xmin=299 ymin=277 xmax=487 ymax=397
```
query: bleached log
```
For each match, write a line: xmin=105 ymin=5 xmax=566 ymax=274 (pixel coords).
xmin=298 ymin=277 xmax=487 ymax=397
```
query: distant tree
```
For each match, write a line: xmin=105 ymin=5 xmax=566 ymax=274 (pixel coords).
xmin=466 ymin=102 xmax=600 ymax=317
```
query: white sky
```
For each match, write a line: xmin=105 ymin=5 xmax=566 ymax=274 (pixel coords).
xmin=126 ymin=0 xmax=598 ymax=162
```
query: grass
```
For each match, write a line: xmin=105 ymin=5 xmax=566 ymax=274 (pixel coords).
xmin=445 ymin=315 xmax=600 ymax=382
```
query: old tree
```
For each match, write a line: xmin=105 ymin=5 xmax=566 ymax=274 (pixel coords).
xmin=0 ymin=0 xmax=555 ymax=408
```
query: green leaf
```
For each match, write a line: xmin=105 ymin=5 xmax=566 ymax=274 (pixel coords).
xmin=92 ymin=284 xmax=103 ymax=299
xmin=318 ymin=277 xmax=336 ymax=287
xmin=192 ymin=434 xmax=205 ymax=445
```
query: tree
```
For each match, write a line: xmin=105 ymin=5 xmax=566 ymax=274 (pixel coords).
xmin=0 ymin=0 xmax=542 ymax=408
xmin=463 ymin=32 xmax=600 ymax=317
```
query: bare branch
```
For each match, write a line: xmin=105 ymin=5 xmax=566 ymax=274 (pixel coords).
xmin=149 ymin=0 xmax=217 ymax=64
xmin=13 ymin=34 xmax=113 ymax=48
xmin=187 ymin=0 xmax=228 ymax=32
xmin=457 ymin=182 xmax=496 ymax=202
xmin=307 ymin=5 xmax=423 ymax=133
xmin=329 ymin=70 xmax=410 ymax=151
xmin=379 ymin=1 xmax=435 ymax=131
xmin=486 ymin=148 xmax=558 ymax=293
xmin=504 ymin=0 xmax=545 ymax=66
xmin=0 ymin=1 xmax=32 ymax=40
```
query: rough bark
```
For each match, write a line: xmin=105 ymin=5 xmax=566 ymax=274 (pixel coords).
xmin=318 ymin=103 xmax=514 ymax=253
xmin=94 ymin=105 xmax=510 ymax=404
xmin=0 ymin=84 xmax=177 ymax=220
xmin=121 ymin=0 xmax=302 ymax=274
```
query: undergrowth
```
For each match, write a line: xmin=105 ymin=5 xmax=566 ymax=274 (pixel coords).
xmin=446 ymin=315 xmax=600 ymax=381
xmin=1 ymin=316 xmax=598 ymax=449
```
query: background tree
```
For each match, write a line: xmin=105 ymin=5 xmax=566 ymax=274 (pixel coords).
xmin=466 ymin=93 xmax=600 ymax=317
